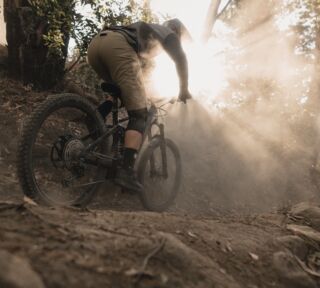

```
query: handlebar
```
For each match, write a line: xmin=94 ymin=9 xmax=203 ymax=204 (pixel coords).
xmin=152 ymin=94 xmax=192 ymax=106
xmin=150 ymin=97 xmax=178 ymax=108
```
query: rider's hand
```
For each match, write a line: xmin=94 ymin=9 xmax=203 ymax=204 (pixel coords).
xmin=178 ymin=89 xmax=192 ymax=104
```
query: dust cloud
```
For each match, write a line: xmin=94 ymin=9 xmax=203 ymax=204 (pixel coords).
xmin=151 ymin=0 xmax=319 ymax=214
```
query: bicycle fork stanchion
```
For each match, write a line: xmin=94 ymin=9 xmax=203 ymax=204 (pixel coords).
xmin=142 ymin=106 xmax=158 ymax=177
xmin=147 ymin=129 xmax=156 ymax=177
xmin=159 ymin=123 xmax=168 ymax=179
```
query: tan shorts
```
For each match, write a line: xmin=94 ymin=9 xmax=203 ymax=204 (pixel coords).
xmin=87 ymin=31 xmax=147 ymax=111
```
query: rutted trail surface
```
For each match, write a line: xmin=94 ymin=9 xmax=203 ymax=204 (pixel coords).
xmin=0 ymin=200 xmax=314 ymax=288
xmin=1 ymin=78 xmax=320 ymax=287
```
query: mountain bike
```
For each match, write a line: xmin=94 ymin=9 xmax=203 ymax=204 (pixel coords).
xmin=17 ymin=83 xmax=182 ymax=211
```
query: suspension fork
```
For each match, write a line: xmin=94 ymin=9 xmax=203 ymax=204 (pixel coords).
xmin=144 ymin=107 xmax=157 ymax=176
xmin=159 ymin=123 xmax=168 ymax=178
xmin=147 ymin=122 xmax=168 ymax=178
xmin=144 ymin=106 xmax=168 ymax=178
xmin=147 ymin=126 xmax=157 ymax=177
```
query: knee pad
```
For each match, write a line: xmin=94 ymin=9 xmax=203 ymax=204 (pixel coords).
xmin=127 ymin=108 xmax=148 ymax=134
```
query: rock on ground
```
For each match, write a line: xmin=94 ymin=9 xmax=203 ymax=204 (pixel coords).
xmin=0 ymin=250 xmax=45 ymax=288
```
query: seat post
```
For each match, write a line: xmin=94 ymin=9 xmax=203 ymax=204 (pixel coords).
xmin=112 ymin=97 xmax=119 ymax=126
xmin=111 ymin=96 xmax=120 ymax=161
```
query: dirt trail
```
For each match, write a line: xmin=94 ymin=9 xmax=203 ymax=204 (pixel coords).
xmin=1 ymin=78 xmax=320 ymax=287
xmin=0 ymin=200 xmax=318 ymax=288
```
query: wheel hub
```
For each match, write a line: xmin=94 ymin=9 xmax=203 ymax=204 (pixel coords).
xmin=63 ymin=138 xmax=85 ymax=169
xmin=51 ymin=135 xmax=85 ymax=170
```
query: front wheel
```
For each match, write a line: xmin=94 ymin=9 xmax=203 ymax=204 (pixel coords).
xmin=137 ymin=137 xmax=182 ymax=211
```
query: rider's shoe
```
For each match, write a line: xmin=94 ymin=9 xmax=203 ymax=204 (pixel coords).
xmin=114 ymin=167 xmax=144 ymax=193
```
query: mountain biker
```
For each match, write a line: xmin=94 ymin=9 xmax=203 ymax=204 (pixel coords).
xmin=87 ymin=19 xmax=192 ymax=193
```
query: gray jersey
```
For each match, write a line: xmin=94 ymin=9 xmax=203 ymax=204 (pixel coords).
xmin=105 ymin=21 xmax=175 ymax=54
xmin=103 ymin=21 xmax=189 ymax=91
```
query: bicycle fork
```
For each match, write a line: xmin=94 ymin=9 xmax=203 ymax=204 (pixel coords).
xmin=148 ymin=123 xmax=168 ymax=179
xmin=159 ymin=123 xmax=168 ymax=179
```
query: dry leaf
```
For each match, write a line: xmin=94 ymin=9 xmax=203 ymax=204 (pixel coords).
xmin=125 ymin=268 xmax=154 ymax=278
xmin=249 ymin=252 xmax=259 ymax=261
xmin=187 ymin=231 xmax=197 ymax=238
xmin=23 ymin=196 xmax=38 ymax=206
xmin=226 ymin=242 xmax=233 ymax=252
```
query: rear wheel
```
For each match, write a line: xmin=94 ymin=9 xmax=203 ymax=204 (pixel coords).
xmin=17 ymin=94 xmax=107 ymax=207
xmin=137 ymin=137 xmax=182 ymax=211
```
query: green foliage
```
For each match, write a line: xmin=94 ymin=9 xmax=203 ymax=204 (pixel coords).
xmin=27 ymin=0 xmax=157 ymax=56
xmin=28 ymin=0 xmax=75 ymax=56
xmin=278 ymin=0 xmax=320 ymax=57
xmin=64 ymin=1 xmax=158 ymax=96
xmin=222 ymin=0 xmax=320 ymax=57
xmin=73 ymin=0 xmax=158 ymax=55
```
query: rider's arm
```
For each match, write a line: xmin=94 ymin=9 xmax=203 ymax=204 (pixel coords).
xmin=162 ymin=34 xmax=189 ymax=93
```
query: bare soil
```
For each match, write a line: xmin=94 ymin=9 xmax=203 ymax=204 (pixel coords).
xmin=1 ymin=77 xmax=320 ymax=287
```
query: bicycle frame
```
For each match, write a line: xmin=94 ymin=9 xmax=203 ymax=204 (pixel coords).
xmin=80 ymin=96 xmax=170 ymax=173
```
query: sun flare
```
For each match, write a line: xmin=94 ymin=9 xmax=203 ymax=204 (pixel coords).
xmin=148 ymin=0 xmax=233 ymax=104
xmin=150 ymin=0 xmax=211 ymax=40
xmin=149 ymin=41 xmax=229 ymax=103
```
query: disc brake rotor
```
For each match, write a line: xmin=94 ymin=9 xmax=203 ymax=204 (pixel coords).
xmin=51 ymin=135 xmax=85 ymax=170
xmin=63 ymin=138 xmax=85 ymax=169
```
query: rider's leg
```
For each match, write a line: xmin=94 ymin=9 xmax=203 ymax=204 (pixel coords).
xmin=123 ymin=107 xmax=148 ymax=164
xmin=87 ymin=35 xmax=114 ymax=120
xmin=123 ymin=130 xmax=142 ymax=168
xmin=88 ymin=31 xmax=148 ymax=191
xmin=115 ymin=108 xmax=148 ymax=192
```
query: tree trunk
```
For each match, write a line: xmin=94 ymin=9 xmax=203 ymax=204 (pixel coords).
xmin=4 ymin=0 xmax=22 ymax=78
xmin=4 ymin=0 xmax=70 ymax=89
xmin=202 ymin=0 xmax=222 ymax=42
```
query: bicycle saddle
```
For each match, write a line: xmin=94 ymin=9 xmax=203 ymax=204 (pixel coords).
xmin=101 ymin=82 xmax=122 ymax=98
